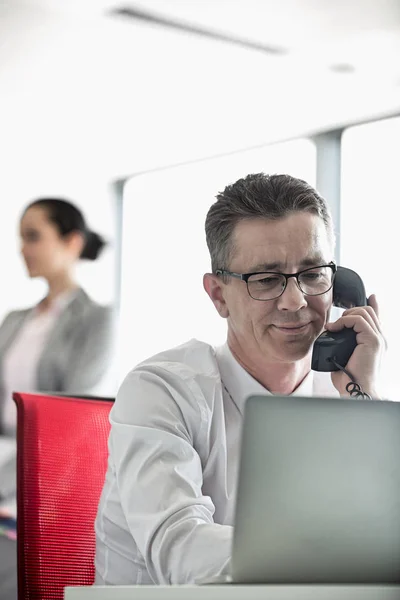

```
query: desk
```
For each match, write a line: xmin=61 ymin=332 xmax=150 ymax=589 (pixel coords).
xmin=65 ymin=585 xmax=400 ymax=600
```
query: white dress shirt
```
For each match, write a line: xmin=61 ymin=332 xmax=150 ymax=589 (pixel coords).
xmin=94 ymin=339 xmax=338 ymax=586
xmin=1 ymin=291 xmax=76 ymax=434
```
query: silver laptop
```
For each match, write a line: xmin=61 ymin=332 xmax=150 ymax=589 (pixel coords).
xmin=232 ymin=395 xmax=400 ymax=585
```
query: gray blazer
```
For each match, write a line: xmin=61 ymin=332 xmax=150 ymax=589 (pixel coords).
xmin=0 ymin=288 xmax=115 ymax=429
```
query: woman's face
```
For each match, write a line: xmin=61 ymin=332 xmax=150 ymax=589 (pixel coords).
xmin=20 ymin=206 xmax=81 ymax=280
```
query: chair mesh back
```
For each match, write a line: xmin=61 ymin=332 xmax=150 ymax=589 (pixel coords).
xmin=13 ymin=392 xmax=113 ymax=600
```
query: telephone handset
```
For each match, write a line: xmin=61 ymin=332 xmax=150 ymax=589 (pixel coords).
xmin=311 ymin=266 xmax=367 ymax=372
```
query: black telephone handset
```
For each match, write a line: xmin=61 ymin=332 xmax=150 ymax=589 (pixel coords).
xmin=311 ymin=266 xmax=367 ymax=372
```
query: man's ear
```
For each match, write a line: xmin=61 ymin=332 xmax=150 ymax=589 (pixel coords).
xmin=203 ymin=273 xmax=229 ymax=318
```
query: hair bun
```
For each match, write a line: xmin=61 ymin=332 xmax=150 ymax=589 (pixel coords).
xmin=81 ymin=231 xmax=106 ymax=261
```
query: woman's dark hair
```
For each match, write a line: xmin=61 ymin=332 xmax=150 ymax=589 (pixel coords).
xmin=25 ymin=198 xmax=106 ymax=261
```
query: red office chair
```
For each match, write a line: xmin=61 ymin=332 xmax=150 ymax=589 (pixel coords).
xmin=13 ymin=392 xmax=114 ymax=600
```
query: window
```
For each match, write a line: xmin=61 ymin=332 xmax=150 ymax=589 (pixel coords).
xmin=341 ymin=116 xmax=400 ymax=400
xmin=118 ymin=139 xmax=316 ymax=382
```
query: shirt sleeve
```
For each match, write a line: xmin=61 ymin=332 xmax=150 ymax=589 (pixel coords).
xmin=109 ymin=364 xmax=232 ymax=584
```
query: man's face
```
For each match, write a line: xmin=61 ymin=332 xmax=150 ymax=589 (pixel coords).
xmin=206 ymin=212 xmax=334 ymax=364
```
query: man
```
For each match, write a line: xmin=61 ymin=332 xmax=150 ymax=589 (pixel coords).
xmin=94 ymin=173 xmax=384 ymax=586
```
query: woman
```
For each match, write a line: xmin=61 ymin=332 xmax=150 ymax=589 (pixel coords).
xmin=0 ymin=197 xmax=115 ymax=435
xmin=0 ymin=198 xmax=116 ymax=599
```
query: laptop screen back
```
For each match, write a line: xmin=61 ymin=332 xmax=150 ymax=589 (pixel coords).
xmin=232 ymin=395 xmax=400 ymax=584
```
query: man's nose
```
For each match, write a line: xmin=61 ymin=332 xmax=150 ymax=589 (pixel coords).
xmin=276 ymin=277 xmax=307 ymax=311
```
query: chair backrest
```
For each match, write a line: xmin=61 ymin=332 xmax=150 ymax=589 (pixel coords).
xmin=13 ymin=392 xmax=114 ymax=600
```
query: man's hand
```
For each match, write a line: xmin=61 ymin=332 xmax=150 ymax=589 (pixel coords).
xmin=325 ymin=294 xmax=386 ymax=399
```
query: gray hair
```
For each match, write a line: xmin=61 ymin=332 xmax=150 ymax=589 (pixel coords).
xmin=205 ymin=173 xmax=335 ymax=273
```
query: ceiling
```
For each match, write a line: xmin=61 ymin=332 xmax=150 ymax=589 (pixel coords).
xmin=0 ymin=0 xmax=399 ymax=184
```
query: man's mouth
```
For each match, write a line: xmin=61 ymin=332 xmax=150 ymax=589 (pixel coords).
xmin=273 ymin=323 xmax=310 ymax=332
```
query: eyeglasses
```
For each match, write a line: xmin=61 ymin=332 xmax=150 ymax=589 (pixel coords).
xmin=216 ymin=262 xmax=337 ymax=301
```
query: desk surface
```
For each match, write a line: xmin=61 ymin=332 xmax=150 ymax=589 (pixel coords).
xmin=64 ymin=585 xmax=400 ymax=600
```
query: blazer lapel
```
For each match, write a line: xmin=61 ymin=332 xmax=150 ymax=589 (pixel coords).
xmin=0 ymin=310 xmax=31 ymax=357
xmin=36 ymin=289 xmax=91 ymax=389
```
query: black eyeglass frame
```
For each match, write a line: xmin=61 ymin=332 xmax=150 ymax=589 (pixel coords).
xmin=215 ymin=261 xmax=337 ymax=301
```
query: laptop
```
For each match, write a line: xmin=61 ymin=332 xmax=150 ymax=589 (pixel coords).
xmin=231 ymin=395 xmax=400 ymax=585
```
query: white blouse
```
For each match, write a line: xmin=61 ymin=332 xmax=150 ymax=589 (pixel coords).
xmin=2 ymin=290 xmax=76 ymax=434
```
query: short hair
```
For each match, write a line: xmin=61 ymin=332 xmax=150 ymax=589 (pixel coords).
xmin=205 ymin=173 xmax=335 ymax=273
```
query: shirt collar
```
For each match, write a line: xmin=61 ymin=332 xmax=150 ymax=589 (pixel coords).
xmin=215 ymin=342 xmax=314 ymax=415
